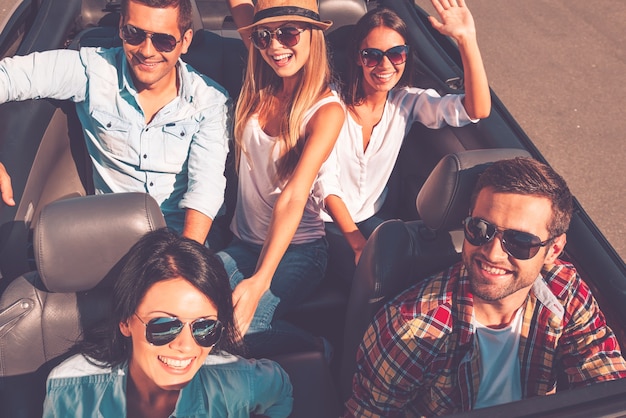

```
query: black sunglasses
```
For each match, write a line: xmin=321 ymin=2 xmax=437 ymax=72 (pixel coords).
xmin=359 ymin=45 xmax=409 ymax=67
xmin=121 ymin=24 xmax=182 ymax=53
xmin=250 ymin=26 xmax=306 ymax=50
xmin=463 ymin=217 xmax=553 ymax=260
xmin=134 ymin=314 xmax=223 ymax=347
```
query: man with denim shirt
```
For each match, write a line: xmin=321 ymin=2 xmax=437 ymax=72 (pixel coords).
xmin=345 ymin=157 xmax=626 ymax=417
xmin=0 ymin=0 xmax=229 ymax=245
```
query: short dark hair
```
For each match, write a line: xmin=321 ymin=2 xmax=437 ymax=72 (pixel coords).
xmin=80 ymin=228 xmax=241 ymax=367
xmin=470 ymin=157 xmax=573 ymax=237
xmin=120 ymin=0 xmax=193 ymax=34
xmin=341 ymin=7 xmax=414 ymax=106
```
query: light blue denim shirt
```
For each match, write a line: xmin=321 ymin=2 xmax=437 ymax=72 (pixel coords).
xmin=0 ymin=47 xmax=231 ymax=232
xmin=43 ymin=353 xmax=293 ymax=418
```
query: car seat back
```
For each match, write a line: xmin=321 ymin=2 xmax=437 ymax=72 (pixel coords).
xmin=0 ymin=192 xmax=166 ymax=418
xmin=320 ymin=0 xmax=368 ymax=33
xmin=339 ymin=148 xmax=531 ymax=399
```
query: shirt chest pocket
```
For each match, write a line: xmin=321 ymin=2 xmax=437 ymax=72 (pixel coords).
xmin=162 ymin=122 xmax=197 ymax=168
xmin=91 ymin=109 xmax=132 ymax=157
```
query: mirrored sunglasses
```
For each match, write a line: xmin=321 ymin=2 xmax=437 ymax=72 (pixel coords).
xmin=463 ymin=217 xmax=553 ymax=260
xmin=121 ymin=24 xmax=182 ymax=53
xmin=134 ymin=314 xmax=223 ymax=347
xmin=360 ymin=45 xmax=409 ymax=67
xmin=250 ymin=26 xmax=306 ymax=50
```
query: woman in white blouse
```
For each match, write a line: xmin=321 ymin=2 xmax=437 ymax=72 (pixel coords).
xmin=320 ymin=0 xmax=491 ymax=280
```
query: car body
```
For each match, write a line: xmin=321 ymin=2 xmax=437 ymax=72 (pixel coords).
xmin=0 ymin=0 xmax=625 ymax=417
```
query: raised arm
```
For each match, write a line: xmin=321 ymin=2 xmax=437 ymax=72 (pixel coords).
xmin=226 ymin=0 xmax=255 ymax=50
xmin=428 ymin=0 xmax=491 ymax=119
xmin=232 ymin=100 xmax=345 ymax=335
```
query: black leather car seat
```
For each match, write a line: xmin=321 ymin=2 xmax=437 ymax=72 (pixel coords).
xmin=338 ymin=148 xmax=531 ymax=399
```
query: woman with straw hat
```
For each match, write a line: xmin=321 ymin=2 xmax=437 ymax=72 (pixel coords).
xmin=218 ymin=0 xmax=344 ymax=358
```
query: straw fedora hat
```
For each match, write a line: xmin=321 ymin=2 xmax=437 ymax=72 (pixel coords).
xmin=239 ymin=0 xmax=333 ymax=33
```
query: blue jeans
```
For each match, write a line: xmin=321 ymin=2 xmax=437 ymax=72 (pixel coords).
xmin=216 ymin=237 xmax=328 ymax=358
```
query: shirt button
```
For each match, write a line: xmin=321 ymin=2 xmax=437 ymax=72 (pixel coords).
xmin=106 ymin=122 xmax=112 ymax=128
xmin=180 ymin=131 xmax=185 ymax=136
xmin=143 ymin=154 xmax=147 ymax=159
xmin=149 ymin=182 xmax=154 ymax=187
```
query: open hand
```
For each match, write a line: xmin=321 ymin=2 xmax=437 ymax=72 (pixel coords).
xmin=232 ymin=277 xmax=268 ymax=336
xmin=428 ymin=0 xmax=477 ymax=43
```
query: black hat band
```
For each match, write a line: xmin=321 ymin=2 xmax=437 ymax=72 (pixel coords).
xmin=253 ymin=6 xmax=322 ymax=23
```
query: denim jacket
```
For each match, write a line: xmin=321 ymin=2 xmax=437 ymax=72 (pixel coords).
xmin=43 ymin=353 xmax=293 ymax=417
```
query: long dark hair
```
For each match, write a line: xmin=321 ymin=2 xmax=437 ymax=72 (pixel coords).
xmin=342 ymin=7 xmax=414 ymax=107
xmin=80 ymin=228 xmax=242 ymax=367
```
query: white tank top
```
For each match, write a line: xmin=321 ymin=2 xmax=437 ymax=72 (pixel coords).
xmin=231 ymin=95 xmax=341 ymax=245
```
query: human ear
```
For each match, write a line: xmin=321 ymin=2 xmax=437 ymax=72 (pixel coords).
xmin=119 ymin=320 xmax=132 ymax=337
xmin=544 ymin=233 xmax=567 ymax=264
xmin=180 ymin=28 xmax=194 ymax=54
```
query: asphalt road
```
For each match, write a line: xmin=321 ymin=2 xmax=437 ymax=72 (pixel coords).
xmin=416 ymin=0 xmax=626 ymax=262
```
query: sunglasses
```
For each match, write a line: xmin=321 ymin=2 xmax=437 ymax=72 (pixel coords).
xmin=134 ymin=314 xmax=223 ymax=347
xmin=121 ymin=24 xmax=182 ymax=53
xmin=250 ymin=26 xmax=307 ymax=50
xmin=463 ymin=217 xmax=553 ymax=260
xmin=360 ymin=45 xmax=409 ymax=67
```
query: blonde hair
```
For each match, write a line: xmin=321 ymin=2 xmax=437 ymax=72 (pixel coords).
xmin=234 ymin=27 xmax=331 ymax=182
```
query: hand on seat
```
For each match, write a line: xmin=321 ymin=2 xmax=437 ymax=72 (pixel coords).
xmin=0 ymin=163 xmax=15 ymax=206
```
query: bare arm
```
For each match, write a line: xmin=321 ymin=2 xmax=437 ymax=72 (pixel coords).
xmin=232 ymin=101 xmax=345 ymax=334
xmin=428 ymin=0 xmax=491 ymax=119
xmin=226 ymin=0 xmax=255 ymax=50
xmin=324 ymin=194 xmax=366 ymax=265
xmin=182 ymin=208 xmax=213 ymax=244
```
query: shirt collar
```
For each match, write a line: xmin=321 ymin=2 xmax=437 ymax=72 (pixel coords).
xmin=457 ymin=263 xmax=565 ymax=333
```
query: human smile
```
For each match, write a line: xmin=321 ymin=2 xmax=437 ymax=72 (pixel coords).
xmin=158 ymin=355 xmax=194 ymax=370
xmin=134 ymin=57 xmax=163 ymax=69
xmin=373 ymin=72 xmax=395 ymax=80
xmin=477 ymin=259 xmax=512 ymax=277
xmin=271 ymin=52 xmax=293 ymax=66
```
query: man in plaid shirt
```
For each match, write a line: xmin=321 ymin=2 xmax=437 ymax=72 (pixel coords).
xmin=345 ymin=157 xmax=626 ymax=417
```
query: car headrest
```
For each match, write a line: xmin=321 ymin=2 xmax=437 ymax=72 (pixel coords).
xmin=34 ymin=193 xmax=166 ymax=293
xmin=319 ymin=0 xmax=367 ymax=33
xmin=416 ymin=148 xmax=532 ymax=231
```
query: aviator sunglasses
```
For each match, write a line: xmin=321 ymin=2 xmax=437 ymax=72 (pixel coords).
xmin=359 ymin=45 xmax=409 ymax=67
xmin=250 ymin=26 xmax=307 ymax=50
xmin=134 ymin=314 xmax=223 ymax=347
xmin=463 ymin=217 xmax=553 ymax=260
xmin=121 ymin=24 xmax=182 ymax=53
